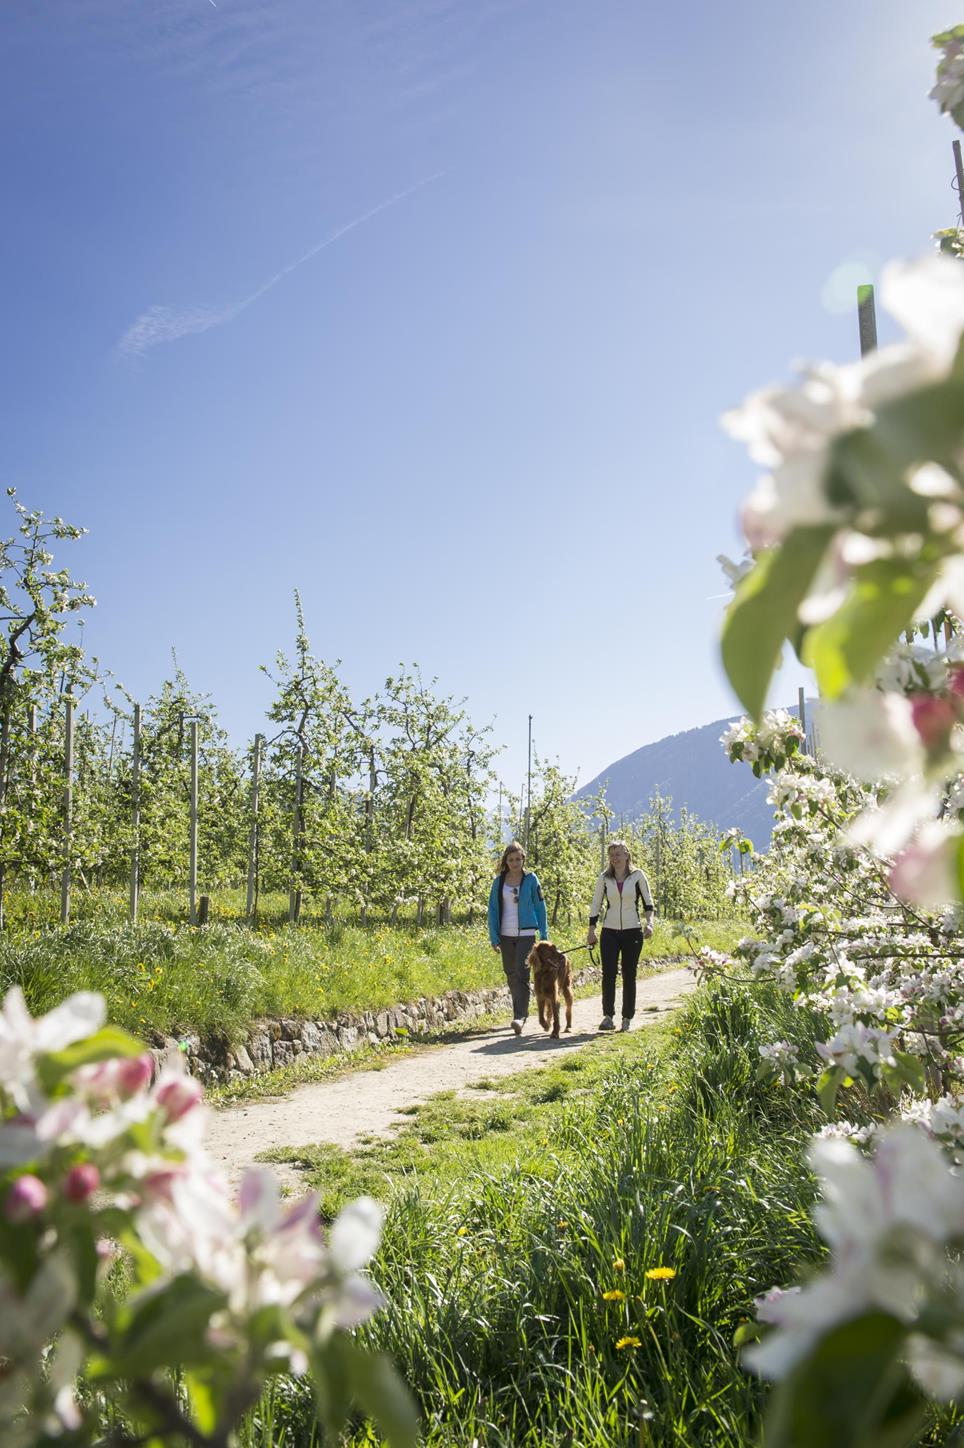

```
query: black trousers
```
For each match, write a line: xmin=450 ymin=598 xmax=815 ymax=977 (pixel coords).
xmin=600 ymin=927 xmax=643 ymax=1020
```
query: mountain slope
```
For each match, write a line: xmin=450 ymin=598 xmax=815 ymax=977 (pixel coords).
xmin=574 ymin=709 xmax=804 ymax=846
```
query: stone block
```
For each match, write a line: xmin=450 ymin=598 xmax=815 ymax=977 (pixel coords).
xmin=233 ymin=1043 xmax=255 ymax=1075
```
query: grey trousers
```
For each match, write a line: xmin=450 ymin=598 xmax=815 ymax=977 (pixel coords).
xmin=499 ymin=935 xmax=534 ymax=1019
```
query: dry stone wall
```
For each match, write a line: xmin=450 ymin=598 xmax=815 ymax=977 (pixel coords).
xmin=148 ymin=964 xmax=609 ymax=1086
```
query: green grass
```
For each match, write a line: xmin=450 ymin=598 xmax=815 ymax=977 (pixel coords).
xmin=0 ymin=914 xmax=740 ymax=1046
xmin=257 ymin=1028 xmax=670 ymax=1217
xmin=240 ymin=981 xmax=958 ymax=1447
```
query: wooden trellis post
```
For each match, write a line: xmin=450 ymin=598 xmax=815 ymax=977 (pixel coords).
xmin=857 ymin=283 xmax=877 ymax=357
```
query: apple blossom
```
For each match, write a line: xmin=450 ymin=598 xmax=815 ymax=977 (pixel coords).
xmin=6 ymin=1173 xmax=48 ymax=1222
xmin=0 ymin=986 xmax=406 ymax=1447
xmin=63 ymin=1163 xmax=100 ymax=1202
xmin=153 ymin=1070 xmax=203 ymax=1123
xmin=749 ymin=1128 xmax=964 ymax=1387
xmin=889 ymin=821 xmax=958 ymax=910
xmin=0 ymin=987 xmax=104 ymax=1113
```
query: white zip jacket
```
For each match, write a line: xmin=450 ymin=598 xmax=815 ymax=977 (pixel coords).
xmin=589 ymin=870 xmax=655 ymax=932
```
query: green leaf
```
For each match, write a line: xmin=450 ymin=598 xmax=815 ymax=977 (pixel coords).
xmin=766 ymin=1311 xmax=925 ymax=1448
xmin=816 ymin=1066 xmax=844 ymax=1116
xmin=335 ymin=1335 xmax=419 ymax=1448
xmin=35 ymin=1026 xmax=146 ymax=1094
xmin=98 ymin=1275 xmax=226 ymax=1379
xmin=721 ymin=527 xmax=834 ymax=720
xmin=733 ymin=1319 xmax=764 ymax=1348
xmin=890 ymin=1050 xmax=927 ymax=1095
xmin=829 ymin=373 xmax=964 ymax=525
xmin=183 ymin=1371 xmax=219 ymax=1436
xmin=803 ymin=559 xmax=939 ymax=699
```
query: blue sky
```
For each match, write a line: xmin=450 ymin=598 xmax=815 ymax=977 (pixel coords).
xmin=1 ymin=0 xmax=959 ymax=790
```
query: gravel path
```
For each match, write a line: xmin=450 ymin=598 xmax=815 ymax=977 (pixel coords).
xmin=206 ymin=968 xmax=696 ymax=1184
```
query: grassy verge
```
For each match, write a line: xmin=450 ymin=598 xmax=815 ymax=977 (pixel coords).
xmin=241 ymin=982 xmax=958 ymax=1448
xmin=0 ymin=918 xmax=735 ymax=1045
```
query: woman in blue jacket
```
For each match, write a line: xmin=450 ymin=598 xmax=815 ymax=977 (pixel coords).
xmin=487 ymin=840 xmax=549 ymax=1036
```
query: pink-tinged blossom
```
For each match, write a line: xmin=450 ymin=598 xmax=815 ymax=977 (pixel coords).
xmin=910 ymin=694 xmax=958 ymax=752
xmin=154 ymin=1072 xmax=203 ymax=1124
xmin=63 ymin=1164 xmax=100 ymax=1203
xmin=819 ymin=691 xmax=923 ymax=783
xmin=74 ymin=1053 xmax=153 ymax=1104
xmin=889 ymin=823 xmax=958 ymax=910
xmin=6 ymin=1174 xmax=49 ymax=1222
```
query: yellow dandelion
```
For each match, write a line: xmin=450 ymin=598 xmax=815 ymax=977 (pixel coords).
xmin=602 ymin=1289 xmax=626 ymax=1302
xmin=557 ymin=1220 xmax=568 ymax=1229
xmin=615 ymin=1336 xmax=641 ymax=1350
xmin=612 ymin=1257 xmax=625 ymax=1272
xmin=457 ymin=1226 xmax=468 ymax=1237
xmin=645 ymin=1267 xmax=676 ymax=1281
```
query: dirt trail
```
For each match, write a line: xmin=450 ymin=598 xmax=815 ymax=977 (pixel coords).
xmin=205 ymin=968 xmax=696 ymax=1184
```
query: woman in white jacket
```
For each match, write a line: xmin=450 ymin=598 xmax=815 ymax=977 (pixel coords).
xmin=586 ymin=841 xmax=654 ymax=1031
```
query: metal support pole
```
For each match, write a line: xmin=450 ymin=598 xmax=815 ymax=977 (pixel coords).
xmin=857 ymin=284 xmax=877 ymax=357
xmin=245 ymin=733 xmax=263 ymax=919
xmin=954 ymin=139 xmax=964 ymax=224
xmin=289 ymin=743 xmax=304 ymax=924
xmin=798 ymin=686 xmax=808 ymax=754
xmin=189 ymin=719 xmax=198 ymax=925
xmin=129 ymin=703 xmax=141 ymax=924
xmin=60 ymin=697 xmax=75 ymax=925
xmin=524 ymin=713 xmax=532 ymax=851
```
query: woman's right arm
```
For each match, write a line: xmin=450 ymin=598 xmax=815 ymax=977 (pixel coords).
xmin=587 ymin=876 xmax=605 ymax=945
xmin=488 ymin=878 xmax=501 ymax=950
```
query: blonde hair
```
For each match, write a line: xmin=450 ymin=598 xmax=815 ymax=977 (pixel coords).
xmin=604 ymin=839 xmax=633 ymax=878
xmin=499 ymin=840 xmax=526 ymax=872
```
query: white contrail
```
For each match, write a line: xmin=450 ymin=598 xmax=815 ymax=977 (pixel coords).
xmin=118 ymin=171 xmax=445 ymax=358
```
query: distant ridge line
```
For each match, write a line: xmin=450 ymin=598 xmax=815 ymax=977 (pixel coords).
xmin=574 ymin=704 xmax=808 ymax=846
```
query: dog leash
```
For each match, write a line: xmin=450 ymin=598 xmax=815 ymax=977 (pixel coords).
xmin=553 ymin=941 xmax=599 ymax=967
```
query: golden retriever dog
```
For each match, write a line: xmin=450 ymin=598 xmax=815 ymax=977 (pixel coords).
xmin=526 ymin=941 xmax=574 ymax=1039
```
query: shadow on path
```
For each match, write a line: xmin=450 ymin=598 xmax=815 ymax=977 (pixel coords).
xmin=470 ymin=1029 xmax=597 ymax=1057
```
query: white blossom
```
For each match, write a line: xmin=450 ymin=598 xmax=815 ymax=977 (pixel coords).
xmin=0 ymin=989 xmax=104 ymax=1113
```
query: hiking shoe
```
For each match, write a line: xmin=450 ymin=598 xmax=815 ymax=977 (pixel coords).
xmin=598 ymin=1016 xmax=615 ymax=1032
xmin=511 ymin=1018 xmax=524 ymax=1036
xmin=621 ymin=1018 xmax=632 ymax=1032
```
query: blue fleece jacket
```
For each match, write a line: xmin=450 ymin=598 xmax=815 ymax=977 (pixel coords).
xmin=488 ymin=870 xmax=549 ymax=946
